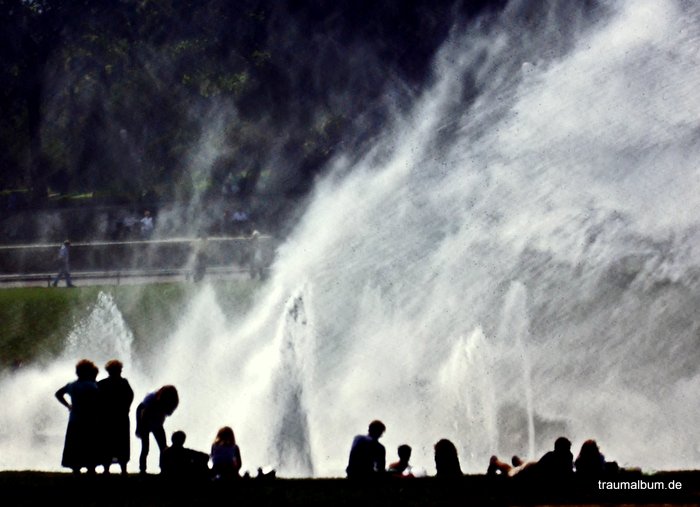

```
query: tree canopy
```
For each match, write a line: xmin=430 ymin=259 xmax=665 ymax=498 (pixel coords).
xmin=0 ymin=0 xmax=502 ymax=213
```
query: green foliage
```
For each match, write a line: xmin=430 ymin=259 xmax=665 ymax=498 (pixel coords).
xmin=0 ymin=281 xmax=260 ymax=370
xmin=0 ymin=0 xmax=475 ymax=205
xmin=0 ymin=286 xmax=97 ymax=367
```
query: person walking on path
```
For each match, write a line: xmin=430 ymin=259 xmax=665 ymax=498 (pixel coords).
xmin=140 ymin=210 xmax=154 ymax=239
xmin=52 ymin=240 xmax=76 ymax=287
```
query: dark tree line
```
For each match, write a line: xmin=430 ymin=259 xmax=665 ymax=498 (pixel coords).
xmin=0 ymin=0 xmax=503 ymax=211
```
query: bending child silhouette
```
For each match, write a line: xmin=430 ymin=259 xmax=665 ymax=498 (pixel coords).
xmin=135 ymin=385 xmax=179 ymax=474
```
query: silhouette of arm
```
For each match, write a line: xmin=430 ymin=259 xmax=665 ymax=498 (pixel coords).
xmin=55 ymin=385 xmax=72 ymax=411
xmin=234 ymin=445 xmax=242 ymax=473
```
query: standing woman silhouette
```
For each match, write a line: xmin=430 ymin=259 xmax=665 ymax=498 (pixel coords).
xmin=55 ymin=359 xmax=100 ymax=474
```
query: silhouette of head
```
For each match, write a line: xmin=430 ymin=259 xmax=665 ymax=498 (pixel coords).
xmin=554 ymin=436 xmax=572 ymax=453
xmin=156 ymin=385 xmax=179 ymax=415
xmin=75 ymin=359 xmax=98 ymax=381
xmin=578 ymin=439 xmax=600 ymax=458
xmin=105 ymin=359 xmax=123 ymax=377
xmin=368 ymin=420 xmax=386 ymax=439
xmin=63 ymin=239 xmax=71 ymax=246
xmin=214 ymin=426 xmax=236 ymax=446
xmin=171 ymin=431 xmax=186 ymax=448
xmin=434 ymin=439 xmax=462 ymax=477
xmin=398 ymin=444 xmax=412 ymax=463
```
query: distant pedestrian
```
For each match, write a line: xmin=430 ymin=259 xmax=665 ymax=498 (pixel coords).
xmin=98 ymin=359 xmax=134 ymax=474
xmin=55 ymin=359 xmax=100 ymax=474
xmin=52 ymin=240 xmax=75 ymax=287
xmin=248 ymin=230 xmax=265 ymax=280
xmin=346 ymin=420 xmax=386 ymax=478
xmin=140 ymin=210 xmax=154 ymax=239
xmin=192 ymin=237 xmax=208 ymax=283
xmin=135 ymin=385 xmax=179 ymax=474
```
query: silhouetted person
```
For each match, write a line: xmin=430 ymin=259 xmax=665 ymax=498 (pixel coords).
xmin=346 ymin=420 xmax=386 ymax=478
xmin=487 ymin=454 xmax=530 ymax=476
xmin=575 ymin=439 xmax=618 ymax=481
xmin=387 ymin=444 xmax=414 ymax=477
xmin=248 ymin=230 xmax=265 ymax=280
xmin=140 ymin=210 xmax=154 ymax=239
xmin=160 ymin=430 xmax=210 ymax=479
xmin=55 ymin=359 xmax=100 ymax=474
xmin=52 ymin=240 xmax=75 ymax=287
xmin=192 ymin=238 xmax=208 ymax=283
xmin=135 ymin=385 xmax=179 ymax=474
xmin=434 ymin=439 xmax=462 ymax=478
xmin=535 ymin=436 xmax=574 ymax=479
xmin=98 ymin=359 xmax=134 ymax=474
xmin=210 ymin=426 xmax=242 ymax=480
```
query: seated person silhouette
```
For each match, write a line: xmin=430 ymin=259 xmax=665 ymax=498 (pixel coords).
xmin=535 ymin=436 xmax=574 ymax=479
xmin=346 ymin=420 xmax=386 ymax=478
xmin=387 ymin=444 xmax=414 ymax=477
xmin=488 ymin=437 xmax=574 ymax=480
xmin=210 ymin=426 xmax=242 ymax=480
xmin=488 ymin=454 xmax=528 ymax=477
xmin=575 ymin=439 xmax=619 ymax=481
xmin=160 ymin=430 xmax=210 ymax=479
xmin=434 ymin=439 xmax=463 ymax=478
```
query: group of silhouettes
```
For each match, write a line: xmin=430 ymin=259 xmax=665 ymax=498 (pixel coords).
xmin=55 ymin=359 xmax=243 ymax=480
xmin=57 ymin=359 xmax=620 ymax=482
xmin=347 ymin=420 xmax=620 ymax=482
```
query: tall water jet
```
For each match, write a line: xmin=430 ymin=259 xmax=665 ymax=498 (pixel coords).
xmin=0 ymin=291 xmax=143 ymax=471
xmin=206 ymin=0 xmax=700 ymax=475
xmin=497 ymin=282 xmax=536 ymax=460
xmin=4 ymin=0 xmax=700 ymax=477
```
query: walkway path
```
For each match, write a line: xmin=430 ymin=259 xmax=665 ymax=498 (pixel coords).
xmin=0 ymin=266 xmax=258 ymax=288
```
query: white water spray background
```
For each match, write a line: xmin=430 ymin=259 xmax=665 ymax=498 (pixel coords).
xmin=3 ymin=0 xmax=700 ymax=476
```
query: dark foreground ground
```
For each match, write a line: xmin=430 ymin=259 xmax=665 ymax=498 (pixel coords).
xmin=2 ymin=470 xmax=700 ymax=507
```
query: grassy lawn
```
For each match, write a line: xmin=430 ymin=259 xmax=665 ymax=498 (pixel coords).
xmin=0 ymin=281 xmax=261 ymax=369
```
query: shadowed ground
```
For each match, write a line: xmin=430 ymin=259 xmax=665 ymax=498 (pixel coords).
xmin=2 ymin=470 xmax=700 ymax=506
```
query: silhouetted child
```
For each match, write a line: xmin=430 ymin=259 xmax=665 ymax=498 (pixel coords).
xmin=55 ymin=359 xmax=100 ymax=474
xmin=160 ymin=430 xmax=210 ymax=479
xmin=387 ymin=444 xmax=414 ymax=477
xmin=487 ymin=455 xmax=527 ymax=476
xmin=434 ymin=439 xmax=462 ymax=478
xmin=346 ymin=420 xmax=386 ymax=479
xmin=135 ymin=385 xmax=179 ymax=474
xmin=210 ymin=426 xmax=242 ymax=480
xmin=98 ymin=359 xmax=134 ymax=474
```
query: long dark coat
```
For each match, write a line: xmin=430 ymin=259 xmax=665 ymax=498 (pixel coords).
xmin=98 ymin=376 xmax=134 ymax=465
